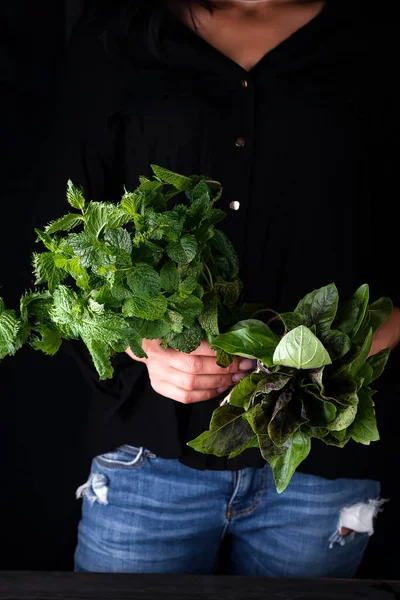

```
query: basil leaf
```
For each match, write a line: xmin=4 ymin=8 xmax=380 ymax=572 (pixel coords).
xmin=273 ymin=326 xmax=332 ymax=370
xmin=334 ymin=284 xmax=369 ymax=337
xmin=294 ymin=283 xmax=339 ymax=333
xmin=348 ymin=388 xmax=379 ymax=445
xmin=187 ymin=405 xmax=255 ymax=456
xmin=212 ymin=320 xmax=280 ymax=366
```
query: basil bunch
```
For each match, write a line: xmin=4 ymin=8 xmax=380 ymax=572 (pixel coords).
xmin=189 ymin=284 xmax=392 ymax=492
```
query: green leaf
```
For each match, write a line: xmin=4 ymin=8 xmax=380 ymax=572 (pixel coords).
xmin=0 ymin=308 xmax=21 ymax=358
xmin=168 ymin=294 xmax=204 ymax=326
xmin=167 ymin=235 xmax=198 ymax=265
xmin=268 ymin=390 xmax=309 ymax=446
xmin=267 ymin=429 xmax=311 ymax=494
xmin=216 ymin=348 xmax=234 ymax=368
xmin=66 ymin=180 xmax=85 ymax=211
xmin=187 ymin=405 xmax=255 ymax=457
xmin=66 ymin=257 xmax=90 ymax=291
xmin=49 ymin=286 xmax=81 ymax=338
xmin=135 ymin=319 xmax=170 ymax=340
xmin=81 ymin=335 xmax=113 ymax=380
xmin=334 ymin=284 xmax=369 ymax=337
xmin=366 ymin=348 xmax=391 ymax=383
xmin=294 ymin=283 xmax=339 ymax=334
xmin=273 ymin=326 xmax=332 ymax=370
xmin=120 ymin=190 xmax=142 ymax=216
xmin=229 ymin=372 xmax=265 ymax=409
xmin=160 ymin=261 xmax=181 ymax=293
xmin=66 ymin=232 xmax=115 ymax=269
xmin=303 ymin=386 xmax=337 ymax=424
xmin=228 ymin=435 xmax=259 ymax=459
xmin=84 ymin=203 xmax=112 ymax=238
xmin=166 ymin=325 xmax=203 ymax=354
xmin=151 ymin=165 xmax=192 ymax=191
xmin=165 ymin=310 xmax=185 ymax=334
xmin=45 ymin=213 xmax=84 ymax=235
xmin=211 ymin=230 xmax=239 ymax=278
xmin=212 ymin=320 xmax=280 ymax=366
xmin=122 ymin=295 xmax=168 ymax=321
xmin=131 ymin=241 xmax=164 ymax=267
xmin=35 ymin=229 xmax=58 ymax=251
xmin=179 ymin=277 xmax=198 ymax=297
xmin=335 ymin=328 xmax=373 ymax=379
xmin=368 ymin=297 xmax=393 ymax=333
xmin=327 ymin=404 xmax=358 ymax=432
xmin=31 ymin=326 xmax=62 ymax=356
xmin=104 ymin=228 xmax=132 ymax=254
xmin=198 ymin=292 xmax=219 ymax=337
xmin=33 ymin=252 xmax=64 ymax=292
xmin=126 ymin=264 xmax=161 ymax=298
xmin=280 ymin=312 xmax=308 ymax=332
xmin=320 ymin=329 xmax=351 ymax=360
xmin=348 ymin=388 xmax=379 ymax=445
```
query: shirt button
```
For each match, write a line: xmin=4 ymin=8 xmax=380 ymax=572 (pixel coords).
xmin=229 ymin=201 xmax=240 ymax=211
xmin=235 ymin=137 xmax=245 ymax=147
xmin=241 ymin=79 xmax=248 ymax=88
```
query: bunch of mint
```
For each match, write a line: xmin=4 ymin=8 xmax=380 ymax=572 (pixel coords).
xmin=188 ymin=283 xmax=392 ymax=492
xmin=0 ymin=166 xmax=241 ymax=379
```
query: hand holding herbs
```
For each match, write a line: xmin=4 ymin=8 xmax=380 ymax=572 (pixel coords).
xmin=0 ymin=166 xmax=241 ymax=380
xmin=0 ymin=166 xmax=393 ymax=493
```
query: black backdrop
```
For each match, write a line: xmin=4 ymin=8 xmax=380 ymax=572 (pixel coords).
xmin=0 ymin=1 xmax=398 ymax=578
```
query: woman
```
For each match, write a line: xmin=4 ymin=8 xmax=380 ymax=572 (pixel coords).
xmin=51 ymin=0 xmax=399 ymax=576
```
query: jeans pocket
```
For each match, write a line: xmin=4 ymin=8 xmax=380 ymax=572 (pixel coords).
xmin=95 ymin=445 xmax=153 ymax=470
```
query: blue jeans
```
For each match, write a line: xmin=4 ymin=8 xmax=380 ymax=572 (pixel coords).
xmin=74 ymin=445 xmax=381 ymax=576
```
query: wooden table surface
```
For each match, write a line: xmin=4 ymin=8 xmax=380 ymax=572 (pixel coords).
xmin=0 ymin=572 xmax=399 ymax=600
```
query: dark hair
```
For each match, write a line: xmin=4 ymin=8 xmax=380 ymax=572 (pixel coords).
xmin=79 ymin=1 xmax=216 ymax=57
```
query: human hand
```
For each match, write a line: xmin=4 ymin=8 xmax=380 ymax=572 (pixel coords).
xmin=126 ymin=339 xmax=254 ymax=404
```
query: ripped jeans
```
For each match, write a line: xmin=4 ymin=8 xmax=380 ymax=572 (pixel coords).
xmin=74 ymin=445 xmax=383 ymax=576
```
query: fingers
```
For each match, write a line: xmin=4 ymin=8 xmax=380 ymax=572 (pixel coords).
xmin=168 ymin=353 xmax=254 ymax=376
xmin=167 ymin=367 xmax=241 ymax=392
xmin=150 ymin=379 xmax=224 ymax=404
xmin=189 ymin=340 xmax=217 ymax=356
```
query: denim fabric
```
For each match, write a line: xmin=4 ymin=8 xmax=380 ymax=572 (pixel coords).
xmin=75 ymin=445 xmax=380 ymax=576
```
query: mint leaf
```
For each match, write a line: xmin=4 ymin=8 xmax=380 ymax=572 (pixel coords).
xmin=165 ymin=325 xmax=203 ymax=353
xmin=31 ymin=326 xmax=62 ymax=355
xmin=0 ymin=308 xmax=21 ymax=358
xmin=104 ymin=228 xmax=132 ymax=254
xmin=160 ymin=261 xmax=181 ymax=294
xmin=45 ymin=213 xmax=84 ymax=235
xmin=66 ymin=180 xmax=85 ymax=211
xmin=122 ymin=295 xmax=168 ymax=321
xmin=198 ymin=292 xmax=219 ymax=336
xmin=168 ymin=294 xmax=204 ymax=326
xmin=151 ymin=165 xmax=192 ymax=191
xmin=33 ymin=252 xmax=64 ymax=292
xmin=211 ymin=230 xmax=239 ymax=278
xmin=167 ymin=235 xmax=198 ymax=265
xmin=126 ymin=264 xmax=161 ymax=298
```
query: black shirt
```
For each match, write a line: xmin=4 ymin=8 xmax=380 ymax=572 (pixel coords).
xmin=45 ymin=1 xmax=399 ymax=479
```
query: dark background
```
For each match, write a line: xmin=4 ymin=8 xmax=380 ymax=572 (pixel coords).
xmin=0 ymin=1 xmax=398 ymax=578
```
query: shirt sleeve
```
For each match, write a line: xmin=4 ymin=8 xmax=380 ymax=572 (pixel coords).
xmin=36 ymin=19 xmax=147 ymax=411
